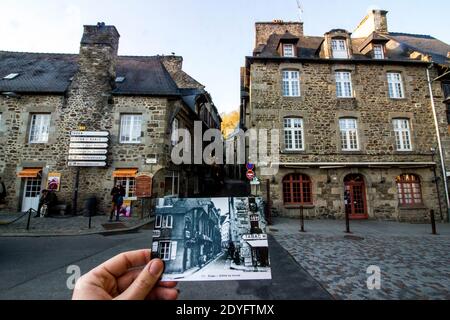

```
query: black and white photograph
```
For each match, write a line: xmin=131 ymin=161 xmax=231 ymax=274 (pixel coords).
xmin=152 ymin=197 xmax=272 ymax=281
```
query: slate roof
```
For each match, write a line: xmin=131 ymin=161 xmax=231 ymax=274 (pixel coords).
xmin=0 ymin=51 xmax=193 ymax=95
xmin=253 ymin=31 xmax=450 ymax=66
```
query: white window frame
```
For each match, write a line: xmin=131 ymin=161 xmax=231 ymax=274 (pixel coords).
xmin=393 ymin=119 xmax=412 ymax=151
xmin=155 ymin=215 xmax=162 ymax=228
xmin=165 ymin=171 xmax=180 ymax=196
xmin=387 ymin=73 xmax=405 ymax=99
xmin=339 ymin=118 xmax=359 ymax=151
xmin=373 ymin=45 xmax=385 ymax=59
xmin=284 ymin=118 xmax=305 ymax=151
xmin=114 ymin=177 xmax=137 ymax=200
xmin=283 ymin=44 xmax=295 ymax=57
xmin=159 ymin=241 xmax=171 ymax=261
xmin=29 ymin=114 xmax=50 ymax=143
xmin=335 ymin=71 xmax=353 ymax=98
xmin=120 ymin=114 xmax=142 ymax=144
xmin=331 ymin=39 xmax=348 ymax=59
xmin=162 ymin=215 xmax=173 ymax=229
xmin=282 ymin=70 xmax=300 ymax=97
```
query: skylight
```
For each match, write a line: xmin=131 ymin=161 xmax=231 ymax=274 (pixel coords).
xmin=115 ymin=76 xmax=125 ymax=83
xmin=3 ymin=73 xmax=19 ymax=80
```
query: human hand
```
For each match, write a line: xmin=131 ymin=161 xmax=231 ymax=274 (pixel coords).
xmin=72 ymin=249 xmax=178 ymax=300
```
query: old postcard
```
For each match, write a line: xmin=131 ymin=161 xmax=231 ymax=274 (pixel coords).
xmin=151 ymin=197 xmax=272 ymax=282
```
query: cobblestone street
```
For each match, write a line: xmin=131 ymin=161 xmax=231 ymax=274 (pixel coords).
xmin=270 ymin=218 xmax=450 ymax=300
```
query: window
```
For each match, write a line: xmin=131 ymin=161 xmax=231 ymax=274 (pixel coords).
xmin=171 ymin=118 xmax=179 ymax=146
xmin=284 ymin=118 xmax=304 ymax=151
xmin=331 ymin=39 xmax=348 ymax=59
xmin=164 ymin=171 xmax=179 ymax=196
xmin=158 ymin=241 xmax=171 ymax=261
xmin=115 ymin=76 xmax=125 ymax=83
xmin=282 ymin=174 xmax=312 ymax=205
xmin=162 ymin=215 xmax=173 ymax=228
xmin=396 ymin=174 xmax=423 ymax=206
xmin=29 ymin=114 xmax=50 ymax=143
xmin=335 ymin=71 xmax=353 ymax=98
xmin=393 ymin=119 xmax=412 ymax=151
xmin=155 ymin=215 xmax=162 ymax=228
xmin=283 ymin=44 xmax=295 ymax=57
xmin=387 ymin=73 xmax=404 ymax=99
xmin=114 ymin=177 xmax=136 ymax=199
xmin=340 ymin=118 xmax=359 ymax=151
xmin=373 ymin=45 xmax=385 ymax=59
xmin=120 ymin=114 xmax=142 ymax=144
xmin=282 ymin=70 xmax=300 ymax=97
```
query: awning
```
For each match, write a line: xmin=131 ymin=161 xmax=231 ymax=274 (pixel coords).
xmin=113 ymin=168 xmax=138 ymax=178
xmin=17 ymin=168 xmax=42 ymax=178
xmin=246 ymin=240 xmax=268 ymax=248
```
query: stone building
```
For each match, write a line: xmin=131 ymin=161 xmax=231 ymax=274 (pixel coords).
xmin=240 ymin=10 xmax=450 ymax=222
xmin=152 ymin=198 xmax=222 ymax=274
xmin=0 ymin=23 xmax=221 ymax=215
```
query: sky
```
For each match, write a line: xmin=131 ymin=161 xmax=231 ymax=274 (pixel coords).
xmin=1 ymin=0 xmax=449 ymax=114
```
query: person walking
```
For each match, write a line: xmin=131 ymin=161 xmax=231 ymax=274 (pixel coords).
xmin=109 ymin=183 xmax=125 ymax=222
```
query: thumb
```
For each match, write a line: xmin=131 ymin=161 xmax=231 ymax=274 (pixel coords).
xmin=116 ymin=259 xmax=164 ymax=300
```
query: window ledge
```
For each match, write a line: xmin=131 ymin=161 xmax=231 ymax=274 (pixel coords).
xmin=284 ymin=204 xmax=315 ymax=209
xmin=398 ymin=206 xmax=427 ymax=211
xmin=340 ymin=150 xmax=362 ymax=154
xmin=282 ymin=95 xmax=302 ymax=99
xmin=282 ymin=150 xmax=306 ymax=154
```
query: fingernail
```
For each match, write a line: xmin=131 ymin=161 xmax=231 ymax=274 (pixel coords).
xmin=148 ymin=259 xmax=163 ymax=277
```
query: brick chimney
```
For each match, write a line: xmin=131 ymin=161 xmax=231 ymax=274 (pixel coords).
xmin=255 ymin=20 xmax=303 ymax=48
xmin=78 ymin=23 xmax=120 ymax=91
xmin=352 ymin=10 xmax=389 ymax=38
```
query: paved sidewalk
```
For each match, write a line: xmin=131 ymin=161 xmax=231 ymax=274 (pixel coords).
xmin=0 ymin=212 xmax=153 ymax=236
xmin=269 ymin=218 xmax=450 ymax=300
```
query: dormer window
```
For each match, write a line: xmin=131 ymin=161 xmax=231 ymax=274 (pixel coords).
xmin=115 ymin=76 xmax=126 ymax=83
xmin=283 ymin=44 xmax=295 ymax=57
xmin=331 ymin=39 xmax=348 ymax=59
xmin=373 ymin=44 xmax=385 ymax=59
xmin=3 ymin=73 xmax=19 ymax=80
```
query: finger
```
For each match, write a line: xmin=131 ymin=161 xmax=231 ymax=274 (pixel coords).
xmin=146 ymin=287 xmax=179 ymax=300
xmin=117 ymin=268 xmax=143 ymax=293
xmin=116 ymin=259 xmax=164 ymax=300
xmin=99 ymin=249 xmax=151 ymax=278
xmin=158 ymin=281 xmax=178 ymax=288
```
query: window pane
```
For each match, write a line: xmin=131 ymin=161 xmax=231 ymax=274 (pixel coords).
xmin=29 ymin=114 xmax=50 ymax=143
xmin=120 ymin=114 xmax=142 ymax=143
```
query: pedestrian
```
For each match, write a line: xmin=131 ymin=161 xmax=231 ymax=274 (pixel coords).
xmin=109 ymin=183 xmax=125 ymax=222
xmin=35 ymin=189 xmax=49 ymax=217
xmin=0 ymin=177 xmax=6 ymax=205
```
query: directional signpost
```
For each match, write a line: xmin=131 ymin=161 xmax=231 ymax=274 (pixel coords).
xmin=68 ymin=130 xmax=110 ymax=217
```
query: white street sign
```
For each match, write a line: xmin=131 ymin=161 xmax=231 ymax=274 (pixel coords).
xmin=69 ymin=143 xmax=108 ymax=149
xmin=71 ymin=131 xmax=109 ymax=137
xmin=68 ymin=161 xmax=107 ymax=167
xmin=69 ymin=149 xmax=108 ymax=155
xmin=68 ymin=155 xmax=107 ymax=161
xmin=70 ymin=137 xmax=109 ymax=143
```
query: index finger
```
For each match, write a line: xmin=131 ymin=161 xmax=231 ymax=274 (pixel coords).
xmin=98 ymin=249 xmax=152 ymax=278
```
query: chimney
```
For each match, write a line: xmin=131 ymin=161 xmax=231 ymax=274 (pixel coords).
xmin=352 ymin=10 xmax=389 ymax=38
xmin=160 ymin=55 xmax=183 ymax=73
xmin=255 ymin=20 xmax=303 ymax=48
xmin=79 ymin=23 xmax=120 ymax=83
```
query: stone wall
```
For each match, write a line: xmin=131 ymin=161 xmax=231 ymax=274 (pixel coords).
xmin=255 ymin=22 xmax=303 ymax=47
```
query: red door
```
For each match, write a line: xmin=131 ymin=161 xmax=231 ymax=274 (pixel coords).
xmin=344 ymin=174 xmax=368 ymax=219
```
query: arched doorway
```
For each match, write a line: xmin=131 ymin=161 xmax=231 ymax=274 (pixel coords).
xmin=344 ymin=174 xmax=368 ymax=219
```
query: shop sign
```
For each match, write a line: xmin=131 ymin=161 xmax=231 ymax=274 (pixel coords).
xmin=242 ymin=234 xmax=267 ymax=241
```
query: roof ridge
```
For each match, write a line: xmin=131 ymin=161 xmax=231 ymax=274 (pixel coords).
xmin=0 ymin=50 xmax=78 ymax=56
xmin=389 ymin=32 xmax=435 ymax=39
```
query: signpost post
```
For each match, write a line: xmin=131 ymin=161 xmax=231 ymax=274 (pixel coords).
xmin=68 ymin=130 xmax=109 ymax=218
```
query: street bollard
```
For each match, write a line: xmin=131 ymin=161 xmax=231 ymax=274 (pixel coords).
xmin=26 ymin=208 xmax=32 ymax=230
xmin=430 ymin=209 xmax=437 ymax=235
xmin=300 ymin=206 xmax=305 ymax=232
xmin=345 ymin=210 xmax=351 ymax=233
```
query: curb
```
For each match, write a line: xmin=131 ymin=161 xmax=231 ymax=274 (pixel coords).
xmin=0 ymin=217 xmax=155 ymax=238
